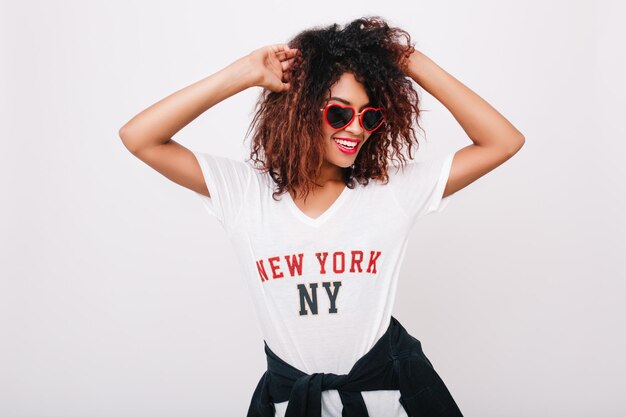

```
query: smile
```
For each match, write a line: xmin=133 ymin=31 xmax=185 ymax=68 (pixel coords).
xmin=333 ymin=137 xmax=360 ymax=154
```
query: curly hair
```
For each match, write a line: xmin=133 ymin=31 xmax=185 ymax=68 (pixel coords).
xmin=245 ymin=16 xmax=425 ymax=202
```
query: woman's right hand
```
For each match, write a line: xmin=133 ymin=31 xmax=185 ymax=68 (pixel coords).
xmin=247 ymin=44 xmax=299 ymax=93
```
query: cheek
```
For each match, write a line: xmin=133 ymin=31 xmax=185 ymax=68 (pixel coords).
xmin=322 ymin=129 xmax=335 ymax=149
xmin=322 ymin=124 xmax=335 ymax=139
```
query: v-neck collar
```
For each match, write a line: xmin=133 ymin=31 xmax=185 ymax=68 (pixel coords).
xmin=285 ymin=184 xmax=353 ymax=228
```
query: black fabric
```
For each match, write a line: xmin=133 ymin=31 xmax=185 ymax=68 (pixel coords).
xmin=247 ymin=316 xmax=464 ymax=417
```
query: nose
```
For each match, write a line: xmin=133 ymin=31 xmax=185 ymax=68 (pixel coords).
xmin=344 ymin=113 xmax=364 ymax=137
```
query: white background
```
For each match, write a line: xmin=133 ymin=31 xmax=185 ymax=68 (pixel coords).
xmin=2 ymin=0 xmax=625 ymax=416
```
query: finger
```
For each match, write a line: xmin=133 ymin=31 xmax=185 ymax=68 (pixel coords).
xmin=272 ymin=44 xmax=290 ymax=55
xmin=274 ymin=45 xmax=299 ymax=61
xmin=285 ymin=48 xmax=299 ymax=59
xmin=269 ymin=44 xmax=285 ymax=60
xmin=283 ymin=47 xmax=299 ymax=58
xmin=281 ymin=57 xmax=295 ymax=72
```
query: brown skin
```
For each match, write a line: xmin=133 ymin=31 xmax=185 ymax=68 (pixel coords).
xmin=119 ymin=42 xmax=525 ymax=220
xmin=402 ymin=50 xmax=525 ymax=200
xmin=287 ymin=72 xmax=375 ymax=218
xmin=319 ymin=72 xmax=375 ymax=182
xmin=118 ymin=44 xmax=297 ymax=201
xmin=250 ymin=45 xmax=366 ymax=215
xmin=249 ymin=47 xmax=377 ymax=215
xmin=288 ymin=48 xmax=528 ymax=216
xmin=118 ymin=43 xmax=349 ymax=219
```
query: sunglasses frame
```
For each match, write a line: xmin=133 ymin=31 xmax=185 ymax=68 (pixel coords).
xmin=319 ymin=103 xmax=386 ymax=133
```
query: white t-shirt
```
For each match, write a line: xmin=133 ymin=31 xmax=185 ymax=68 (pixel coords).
xmin=191 ymin=150 xmax=456 ymax=417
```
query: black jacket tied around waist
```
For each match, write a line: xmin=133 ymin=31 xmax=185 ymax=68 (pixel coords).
xmin=247 ymin=316 xmax=464 ymax=417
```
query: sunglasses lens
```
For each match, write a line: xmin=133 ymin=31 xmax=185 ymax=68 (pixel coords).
xmin=326 ymin=105 xmax=354 ymax=129
xmin=362 ymin=109 xmax=384 ymax=131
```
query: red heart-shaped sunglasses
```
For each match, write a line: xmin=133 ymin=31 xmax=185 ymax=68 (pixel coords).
xmin=320 ymin=103 xmax=386 ymax=133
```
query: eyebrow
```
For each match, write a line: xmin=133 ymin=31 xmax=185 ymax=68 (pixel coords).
xmin=327 ymin=96 xmax=371 ymax=110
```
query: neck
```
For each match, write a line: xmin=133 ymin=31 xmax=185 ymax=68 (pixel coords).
xmin=317 ymin=160 xmax=345 ymax=185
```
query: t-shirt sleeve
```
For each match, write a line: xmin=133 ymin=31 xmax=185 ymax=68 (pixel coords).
xmin=389 ymin=151 xmax=457 ymax=224
xmin=191 ymin=150 xmax=253 ymax=230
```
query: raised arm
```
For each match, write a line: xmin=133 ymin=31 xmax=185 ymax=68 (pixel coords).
xmin=404 ymin=50 xmax=525 ymax=199
xmin=118 ymin=44 xmax=298 ymax=198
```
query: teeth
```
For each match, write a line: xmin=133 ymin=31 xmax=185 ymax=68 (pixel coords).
xmin=334 ymin=138 xmax=357 ymax=148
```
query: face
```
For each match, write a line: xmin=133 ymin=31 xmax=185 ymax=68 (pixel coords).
xmin=321 ymin=72 xmax=376 ymax=169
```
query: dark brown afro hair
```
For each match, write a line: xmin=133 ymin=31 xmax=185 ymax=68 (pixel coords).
xmin=245 ymin=16 xmax=425 ymax=202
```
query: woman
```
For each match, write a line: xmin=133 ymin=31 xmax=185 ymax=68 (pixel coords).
xmin=119 ymin=16 xmax=524 ymax=417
